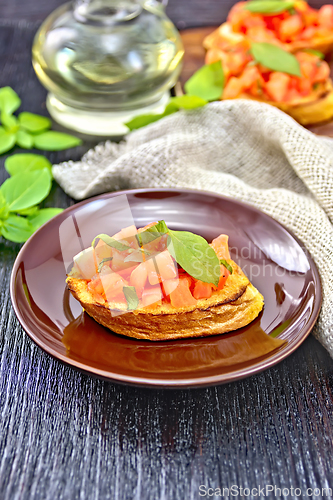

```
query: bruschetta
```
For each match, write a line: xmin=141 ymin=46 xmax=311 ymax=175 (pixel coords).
xmin=205 ymin=40 xmax=333 ymax=125
xmin=66 ymin=222 xmax=264 ymax=341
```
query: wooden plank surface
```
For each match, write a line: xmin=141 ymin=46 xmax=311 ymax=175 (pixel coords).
xmin=0 ymin=18 xmax=333 ymax=500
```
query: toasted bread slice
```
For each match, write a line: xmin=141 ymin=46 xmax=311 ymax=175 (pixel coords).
xmin=66 ymin=260 xmax=264 ymax=341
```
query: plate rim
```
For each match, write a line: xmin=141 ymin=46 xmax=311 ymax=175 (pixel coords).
xmin=10 ymin=187 xmax=323 ymax=388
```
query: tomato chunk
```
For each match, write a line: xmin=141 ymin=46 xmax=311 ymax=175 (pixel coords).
xmin=164 ymin=277 xmax=197 ymax=308
xmin=193 ymin=280 xmax=213 ymax=300
xmin=145 ymin=250 xmax=177 ymax=285
xmin=210 ymin=234 xmax=230 ymax=260
xmin=265 ymin=72 xmax=290 ymax=102
xmin=130 ymin=262 xmax=148 ymax=298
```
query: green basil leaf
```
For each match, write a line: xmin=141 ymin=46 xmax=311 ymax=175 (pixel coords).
xmin=303 ymin=48 xmax=325 ymax=59
xmin=33 ymin=131 xmax=82 ymax=150
xmin=5 ymin=153 xmax=52 ymax=177
xmin=18 ymin=112 xmax=52 ymax=133
xmin=168 ymin=229 xmax=220 ymax=286
xmin=0 ymin=132 xmax=16 ymax=154
xmin=0 ymin=87 xmax=21 ymax=115
xmin=123 ymin=286 xmax=139 ymax=311
xmin=1 ymin=215 xmax=34 ymax=243
xmin=28 ymin=207 xmax=63 ymax=230
xmin=16 ymin=130 xmax=34 ymax=149
xmin=220 ymin=259 xmax=233 ymax=274
xmin=1 ymin=112 xmax=19 ymax=130
xmin=92 ymin=234 xmax=131 ymax=251
xmin=0 ymin=169 xmax=51 ymax=211
xmin=184 ymin=61 xmax=224 ymax=101
xmin=250 ymin=42 xmax=301 ymax=77
xmin=245 ymin=0 xmax=295 ymax=14
xmin=97 ymin=257 xmax=113 ymax=272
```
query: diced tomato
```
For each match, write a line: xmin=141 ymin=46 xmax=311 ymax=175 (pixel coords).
xmin=100 ymin=272 xmax=127 ymax=299
xmin=318 ymin=5 xmax=333 ymax=29
xmin=73 ymin=247 xmax=97 ymax=280
xmin=117 ymin=265 xmax=138 ymax=280
xmin=87 ymin=280 xmax=105 ymax=305
xmin=243 ymin=14 xmax=266 ymax=31
xmin=312 ymin=61 xmax=330 ymax=83
xmin=145 ymin=250 xmax=177 ymax=285
xmin=142 ymin=285 xmax=163 ymax=307
xmin=265 ymin=72 xmax=291 ymax=102
xmin=240 ymin=66 xmax=263 ymax=91
xmin=227 ymin=50 xmax=249 ymax=76
xmin=227 ymin=2 xmax=248 ymax=32
xmin=164 ymin=277 xmax=197 ymax=308
xmin=279 ymin=14 xmax=303 ymax=42
xmin=192 ymin=280 xmax=213 ymax=300
xmin=217 ymin=265 xmax=231 ymax=290
xmin=299 ymin=26 xmax=316 ymax=40
xmin=263 ymin=13 xmax=288 ymax=32
xmin=210 ymin=234 xmax=230 ymax=260
xmin=301 ymin=7 xmax=318 ymax=28
xmin=223 ymin=76 xmax=243 ymax=99
xmin=246 ymin=26 xmax=281 ymax=45
xmin=94 ymin=239 xmax=113 ymax=266
xmin=130 ymin=262 xmax=148 ymax=298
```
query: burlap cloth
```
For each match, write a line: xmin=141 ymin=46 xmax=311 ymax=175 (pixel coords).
xmin=53 ymin=100 xmax=333 ymax=357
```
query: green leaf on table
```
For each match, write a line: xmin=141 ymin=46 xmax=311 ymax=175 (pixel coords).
xmin=18 ymin=112 xmax=52 ymax=134
xmin=16 ymin=205 xmax=39 ymax=216
xmin=1 ymin=112 xmax=19 ymax=130
xmin=28 ymin=207 xmax=63 ymax=230
xmin=184 ymin=61 xmax=224 ymax=101
xmin=16 ymin=130 xmax=34 ymax=149
xmin=125 ymin=101 xmax=179 ymax=131
xmin=170 ymin=95 xmax=208 ymax=109
xmin=0 ymin=192 xmax=9 ymax=220
xmin=0 ymin=132 xmax=16 ymax=154
xmin=33 ymin=131 xmax=82 ymax=150
xmin=92 ymin=234 xmax=131 ymax=251
xmin=245 ymin=0 xmax=295 ymax=14
xmin=1 ymin=215 xmax=34 ymax=243
xmin=0 ymin=169 xmax=51 ymax=211
xmin=0 ymin=87 xmax=21 ymax=115
xmin=5 ymin=153 xmax=52 ymax=177
xmin=123 ymin=286 xmax=139 ymax=311
xmin=250 ymin=42 xmax=301 ymax=77
xmin=125 ymin=95 xmax=207 ymax=131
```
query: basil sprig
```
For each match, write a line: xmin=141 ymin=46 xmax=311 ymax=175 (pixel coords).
xmin=0 ymin=86 xmax=82 ymax=154
xmin=220 ymin=259 xmax=233 ymax=275
xmin=0 ymin=153 xmax=63 ymax=243
xmin=245 ymin=0 xmax=296 ymax=15
xmin=250 ymin=42 xmax=301 ymax=77
xmin=92 ymin=234 xmax=131 ymax=251
xmin=123 ymin=286 xmax=139 ymax=311
xmin=139 ymin=220 xmax=221 ymax=286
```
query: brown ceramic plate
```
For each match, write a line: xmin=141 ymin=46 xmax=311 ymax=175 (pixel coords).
xmin=10 ymin=189 xmax=322 ymax=388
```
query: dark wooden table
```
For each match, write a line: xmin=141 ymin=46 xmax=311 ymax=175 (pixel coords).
xmin=1 ymin=3 xmax=333 ymax=499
